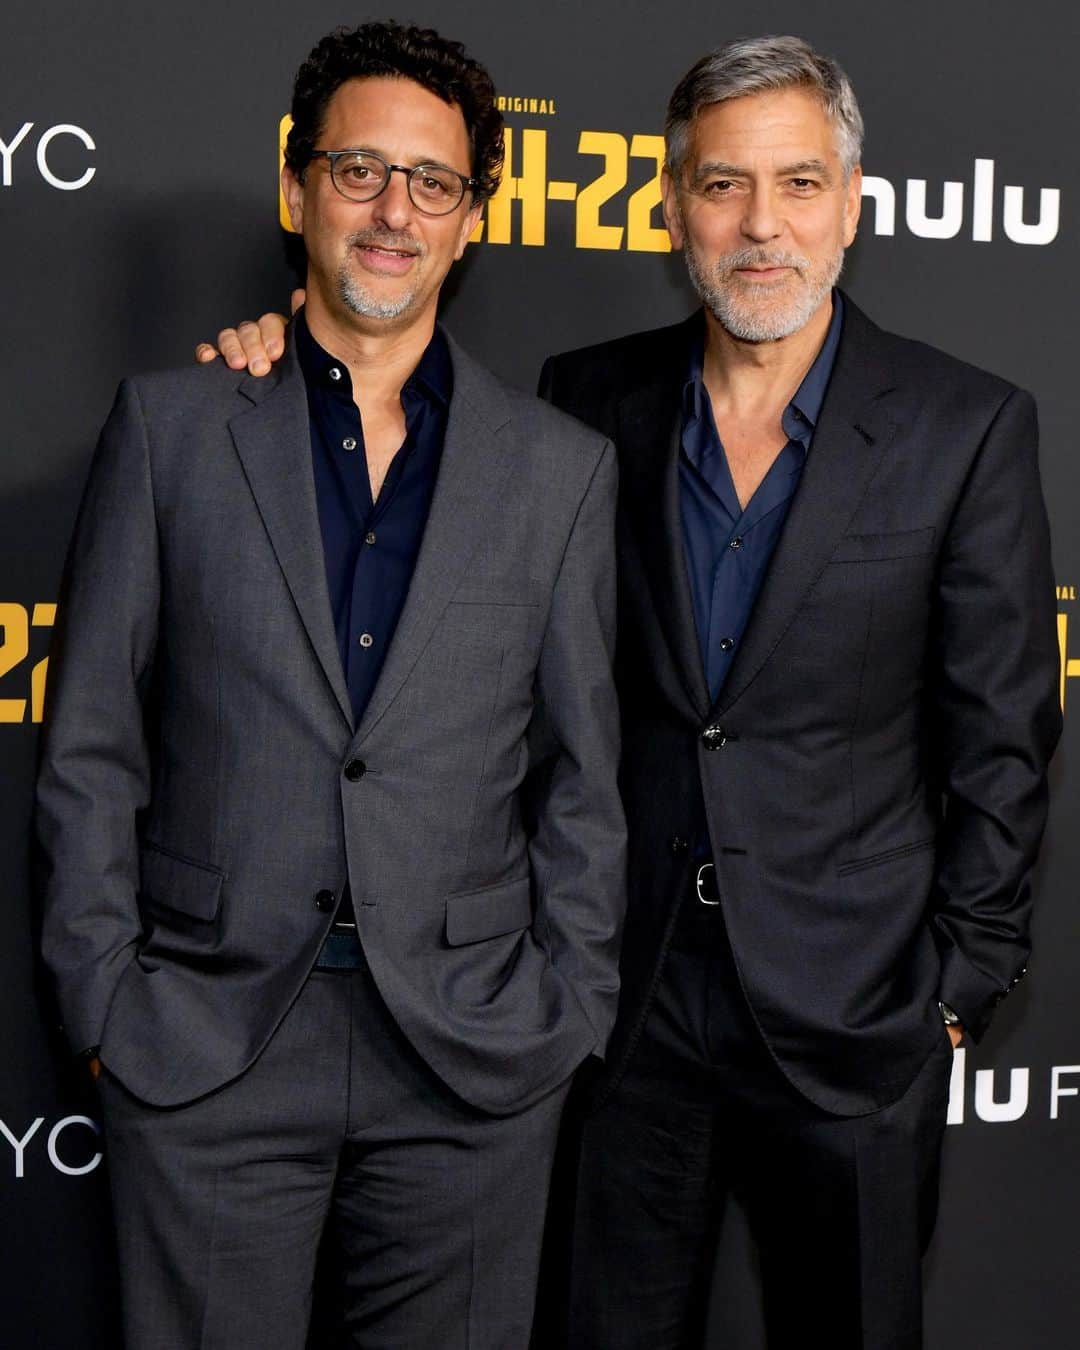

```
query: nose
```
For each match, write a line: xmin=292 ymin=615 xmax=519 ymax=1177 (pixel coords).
xmin=371 ymin=168 xmax=414 ymax=232
xmin=741 ymin=183 xmax=783 ymax=243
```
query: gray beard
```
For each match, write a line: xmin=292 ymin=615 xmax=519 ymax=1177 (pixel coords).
xmin=683 ymin=241 xmax=844 ymax=342
xmin=337 ymin=229 xmax=425 ymax=321
xmin=338 ymin=267 xmax=417 ymax=320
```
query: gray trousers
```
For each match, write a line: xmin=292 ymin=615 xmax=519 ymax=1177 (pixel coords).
xmin=97 ymin=963 xmax=568 ymax=1349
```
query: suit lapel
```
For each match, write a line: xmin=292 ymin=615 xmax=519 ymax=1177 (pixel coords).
xmin=353 ymin=336 xmax=514 ymax=744
xmin=229 ymin=343 xmax=354 ymax=730
xmin=714 ymin=299 xmax=898 ymax=716
xmin=617 ymin=318 xmax=711 ymax=721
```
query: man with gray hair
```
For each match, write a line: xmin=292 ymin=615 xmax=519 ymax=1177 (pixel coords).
xmin=201 ymin=33 xmax=1059 ymax=1350
xmin=539 ymin=34 xmax=1059 ymax=1348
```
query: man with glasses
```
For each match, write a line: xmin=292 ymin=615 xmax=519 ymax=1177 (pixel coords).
xmin=37 ymin=22 xmax=625 ymax=1349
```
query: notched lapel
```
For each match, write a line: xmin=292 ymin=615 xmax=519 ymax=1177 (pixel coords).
xmin=229 ymin=346 xmax=354 ymax=729
xmin=715 ymin=318 xmax=897 ymax=717
xmin=353 ymin=341 xmax=514 ymax=745
xmin=618 ymin=355 xmax=711 ymax=722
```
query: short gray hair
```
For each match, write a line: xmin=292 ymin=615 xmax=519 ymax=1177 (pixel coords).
xmin=665 ymin=35 xmax=864 ymax=181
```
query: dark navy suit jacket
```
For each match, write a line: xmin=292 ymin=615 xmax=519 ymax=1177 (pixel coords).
xmin=540 ymin=293 xmax=1061 ymax=1115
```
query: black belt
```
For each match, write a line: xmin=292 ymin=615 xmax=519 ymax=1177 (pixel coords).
xmin=315 ymin=890 xmax=363 ymax=971
xmin=693 ymin=861 xmax=721 ymax=905
xmin=669 ymin=862 xmax=730 ymax=954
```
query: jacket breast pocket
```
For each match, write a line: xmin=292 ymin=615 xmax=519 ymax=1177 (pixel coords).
xmin=138 ymin=842 xmax=224 ymax=923
xmin=829 ymin=527 xmax=936 ymax=564
xmin=449 ymin=581 xmax=544 ymax=608
xmin=444 ymin=874 xmax=533 ymax=946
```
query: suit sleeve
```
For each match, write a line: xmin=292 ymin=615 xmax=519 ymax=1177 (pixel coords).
xmin=930 ymin=387 xmax=1061 ymax=1040
xmin=36 ymin=379 xmax=160 ymax=1055
xmin=526 ymin=438 xmax=627 ymax=1054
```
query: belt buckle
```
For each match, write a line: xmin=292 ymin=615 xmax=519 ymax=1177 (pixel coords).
xmin=695 ymin=863 xmax=720 ymax=906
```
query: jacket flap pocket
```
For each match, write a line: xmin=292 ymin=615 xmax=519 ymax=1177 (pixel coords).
xmin=139 ymin=844 xmax=224 ymax=922
xmin=445 ymin=875 xmax=532 ymax=946
xmin=830 ymin=527 xmax=936 ymax=563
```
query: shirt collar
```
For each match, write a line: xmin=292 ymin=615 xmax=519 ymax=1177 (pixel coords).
xmin=786 ymin=291 xmax=843 ymax=439
xmin=294 ymin=306 xmax=453 ymax=408
xmin=683 ymin=290 xmax=845 ymax=448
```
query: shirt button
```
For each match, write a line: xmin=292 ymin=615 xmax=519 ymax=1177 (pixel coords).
xmin=314 ymin=889 xmax=336 ymax=912
xmin=729 ymin=536 xmax=743 ymax=550
xmin=358 ymin=633 xmax=374 ymax=648
xmin=344 ymin=759 xmax=366 ymax=781
xmin=328 ymin=367 xmax=343 ymax=381
xmin=719 ymin=637 xmax=735 ymax=653
xmin=342 ymin=437 xmax=357 ymax=451
xmin=365 ymin=531 xmax=377 ymax=546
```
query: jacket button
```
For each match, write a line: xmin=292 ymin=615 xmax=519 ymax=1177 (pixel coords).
xmin=344 ymin=759 xmax=366 ymax=781
xmin=314 ymin=889 xmax=336 ymax=913
xmin=669 ymin=835 xmax=689 ymax=856
xmin=700 ymin=725 xmax=727 ymax=750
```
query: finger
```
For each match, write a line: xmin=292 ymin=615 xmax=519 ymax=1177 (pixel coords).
xmin=195 ymin=343 xmax=218 ymax=364
xmin=232 ymin=319 xmax=274 ymax=376
xmin=217 ymin=327 xmax=249 ymax=371
xmin=258 ymin=311 xmax=290 ymax=361
xmin=290 ymin=287 xmax=306 ymax=315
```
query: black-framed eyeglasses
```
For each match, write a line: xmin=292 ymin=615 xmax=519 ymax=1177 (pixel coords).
xmin=309 ymin=149 xmax=478 ymax=215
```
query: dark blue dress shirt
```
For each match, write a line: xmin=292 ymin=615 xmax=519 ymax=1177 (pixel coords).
xmin=680 ymin=294 xmax=844 ymax=703
xmin=296 ymin=310 xmax=450 ymax=959
xmin=295 ymin=308 xmax=451 ymax=726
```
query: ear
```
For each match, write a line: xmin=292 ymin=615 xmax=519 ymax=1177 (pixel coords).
xmin=661 ymin=167 xmax=685 ymax=251
xmin=454 ymin=199 xmax=484 ymax=259
xmin=842 ymin=164 xmax=862 ymax=246
xmin=281 ymin=163 xmax=305 ymax=235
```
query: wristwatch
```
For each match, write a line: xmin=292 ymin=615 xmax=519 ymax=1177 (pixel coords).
xmin=938 ymin=1001 xmax=961 ymax=1026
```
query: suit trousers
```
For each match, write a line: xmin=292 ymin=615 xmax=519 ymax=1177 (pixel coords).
xmin=96 ymin=956 xmax=569 ymax=1350
xmin=567 ymin=944 xmax=952 ymax=1350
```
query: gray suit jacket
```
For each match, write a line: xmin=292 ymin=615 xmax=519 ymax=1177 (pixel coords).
xmin=37 ymin=329 xmax=626 ymax=1113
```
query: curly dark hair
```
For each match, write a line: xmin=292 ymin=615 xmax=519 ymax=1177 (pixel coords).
xmin=285 ymin=21 xmax=504 ymax=202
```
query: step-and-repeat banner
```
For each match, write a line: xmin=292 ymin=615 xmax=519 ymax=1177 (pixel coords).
xmin=3 ymin=2 xmax=1076 ymax=1345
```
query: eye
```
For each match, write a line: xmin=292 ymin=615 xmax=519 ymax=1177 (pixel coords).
xmin=411 ymin=166 xmax=459 ymax=204
xmin=702 ymin=178 xmax=735 ymax=197
xmin=788 ymin=178 xmax=819 ymax=192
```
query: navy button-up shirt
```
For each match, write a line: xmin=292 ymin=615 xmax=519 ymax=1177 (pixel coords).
xmin=680 ymin=294 xmax=844 ymax=703
xmin=295 ymin=308 xmax=451 ymax=725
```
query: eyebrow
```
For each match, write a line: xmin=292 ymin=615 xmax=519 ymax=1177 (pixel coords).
xmin=693 ymin=158 xmax=835 ymax=184
xmin=781 ymin=159 xmax=833 ymax=181
xmin=333 ymin=146 xmax=466 ymax=174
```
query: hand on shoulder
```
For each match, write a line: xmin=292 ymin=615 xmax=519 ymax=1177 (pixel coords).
xmin=194 ymin=288 xmax=304 ymax=375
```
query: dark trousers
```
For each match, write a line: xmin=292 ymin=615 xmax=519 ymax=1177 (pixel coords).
xmin=567 ymin=945 xmax=952 ymax=1350
xmin=97 ymin=961 xmax=568 ymax=1350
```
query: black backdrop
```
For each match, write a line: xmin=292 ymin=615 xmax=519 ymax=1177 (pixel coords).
xmin=3 ymin=3 xmax=1077 ymax=1345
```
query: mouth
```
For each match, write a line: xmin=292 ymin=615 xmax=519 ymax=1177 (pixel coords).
xmin=353 ymin=242 xmax=420 ymax=276
xmin=733 ymin=265 xmax=795 ymax=280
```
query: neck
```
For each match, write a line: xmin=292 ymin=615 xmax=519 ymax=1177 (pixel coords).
xmin=303 ymin=290 xmax=436 ymax=405
xmin=701 ymin=294 xmax=834 ymax=416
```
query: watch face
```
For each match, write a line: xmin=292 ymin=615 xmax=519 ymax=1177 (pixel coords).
xmin=938 ymin=1001 xmax=961 ymax=1025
